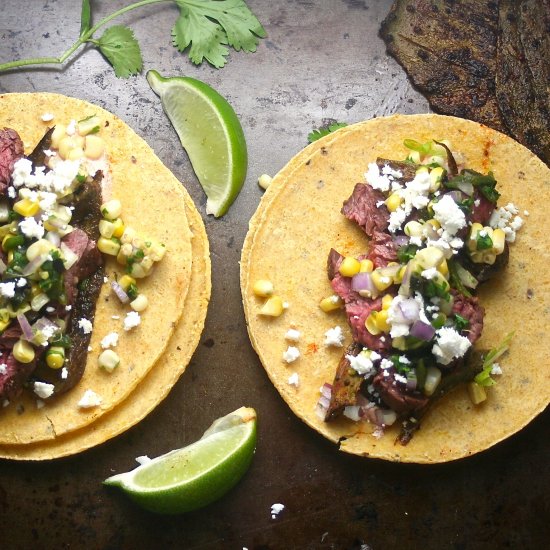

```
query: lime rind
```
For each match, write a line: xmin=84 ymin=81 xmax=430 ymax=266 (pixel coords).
xmin=147 ymin=70 xmax=247 ymax=217
xmin=104 ymin=407 xmax=257 ymax=514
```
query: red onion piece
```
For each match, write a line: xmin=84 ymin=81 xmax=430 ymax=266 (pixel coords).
xmin=409 ymin=320 xmax=435 ymax=341
xmin=394 ymin=235 xmax=409 ymax=247
xmin=17 ymin=313 xmax=34 ymax=341
xmin=399 ymin=263 xmax=414 ymax=297
xmin=111 ymin=281 xmax=130 ymax=304
xmin=397 ymin=299 xmax=420 ymax=322
xmin=320 ymin=382 xmax=333 ymax=400
xmin=446 ymin=190 xmax=466 ymax=204
xmin=406 ymin=371 xmax=418 ymax=391
xmin=352 ymin=272 xmax=374 ymax=296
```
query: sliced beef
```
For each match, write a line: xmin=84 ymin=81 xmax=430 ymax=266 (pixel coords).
xmin=71 ymin=171 xmax=103 ymax=240
xmin=342 ymin=183 xmax=389 ymax=237
xmin=372 ymin=370 xmax=429 ymax=416
xmin=0 ymin=128 xmax=24 ymax=193
xmin=367 ymin=231 xmax=398 ymax=268
xmin=325 ymin=342 xmax=363 ymax=420
xmin=328 ymin=249 xmax=391 ymax=352
xmin=0 ymin=326 xmax=35 ymax=403
xmin=451 ymin=291 xmax=484 ymax=344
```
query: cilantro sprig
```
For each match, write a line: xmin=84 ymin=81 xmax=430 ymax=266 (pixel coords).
xmin=0 ymin=0 xmax=266 ymax=77
xmin=308 ymin=122 xmax=348 ymax=143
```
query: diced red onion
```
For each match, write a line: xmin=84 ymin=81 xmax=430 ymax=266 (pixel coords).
xmin=32 ymin=316 xmax=60 ymax=335
xmin=394 ymin=235 xmax=409 ymax=247
xmin=343 ymin=405 xmax=361 ymax=421
xmin=22 ymin=253 xmax=50 ymax=276
xmin=398 ymin=263 xmax=414 ymax=297
xmin=409 ymin=320 xmax=436 ymax=341
xmin=17 ymin=313 xmax=34 ymax=341
xmin=446 ymin=190 xmax=466 ymax=204
xmin=406 ymin=371 xmax=418 ymax=391
xmin=352 ymin=272 xmax=375 ymax=297
xmin=111 ymin=281 xmax=130 ymax=304
xmin=362 ymin=404 xmax=380 ymax=425
xmin=320 ymin=383 xmax=333 ymax=400
xmin=398 ymin=299 xmax=420 ymax=322
xmin=45 ymin=231 xmax=61 ymax=248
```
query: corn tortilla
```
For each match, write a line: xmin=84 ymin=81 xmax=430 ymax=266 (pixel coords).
xmin=0 ymin=189 xmax=210 ymax=460
xmin=0 ymin=93 xmax=193 ymax=445
xmin=241 ymin=114 xmax=550 ymax=463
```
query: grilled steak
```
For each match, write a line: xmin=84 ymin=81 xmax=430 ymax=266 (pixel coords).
xmin=0 ymin=128 xmax=24 ymax=192
xmin=380 ymin=0 xmax=550 ymax=165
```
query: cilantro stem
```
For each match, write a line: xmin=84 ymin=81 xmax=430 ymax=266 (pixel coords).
xmin=0 ymin=0 xmax=168 ymax=73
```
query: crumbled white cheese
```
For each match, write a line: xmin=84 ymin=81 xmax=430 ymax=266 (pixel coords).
xmin=0 ymin=363 xmax=8 ymax=375
xmin=16 ymin=278 xmax=26 ymax=288
xmin=491 ymin=363 xmax=503 ymax=375
xmin=365 ymin=162 xmax=403 ymax=193
xmin=285 ymin=328 xmax=301 ymax=342
xmin=271 ymin=503 xmax=285 ymax=519
xmin=432 ymin=194 xmax=466 ymax=236
xmin=380 ymin=358 xmax=393 ymax=371
xmin=66 ymin=119 xmax=77 ymax=136
xmin=282 ymin=346 xmax=300 ymax=363
xmin=421 ymin=267 xmax=439 ymax=280
xmin=11 ymin=157 xmax=81 ymax=196
xmin=101 ymin=332 xmax=119 ymax=349
xmin=287 ymin=372 xmax=300 ymax=387
xmin=78 ymin=318 xmax=93 ymax=334
xmin=489 ymin=202 xmax=524 ymax=242
xmin=33 ymin=381 xmax=55 ymax=399
xmin=77 ymin=389 xmax=102 ymax=409
xmin=41 ymin=112 xmax=54 ymax=122
xmin=135 ymin=455 xmax=152 ymax=465
xmin=123 ymin=311 xmax=141 ymax=331
xmin=0 ymin=282 xmax=16 ymax=298
xmin=432 ymin=327 xmax=471 ymax=365
xmin=61 ymin=367 xmax=68 ymax=380
xmin=324 ymin=325 xmax=345 ymax=347
xmin=394 ymin=373 xmax=407 ymax=384
xmin=347 ymin=351 xmax=379 ymax=376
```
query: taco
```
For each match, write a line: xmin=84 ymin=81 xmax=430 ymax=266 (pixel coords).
xmin=0 ymin=93 xmax=196 ymax=449
xmin=241 ymin=114 xmax=550 ymax=463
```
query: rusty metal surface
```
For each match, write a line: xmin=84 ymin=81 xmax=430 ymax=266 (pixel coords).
xmin=0 ymin=1 xmax=548 ymax=549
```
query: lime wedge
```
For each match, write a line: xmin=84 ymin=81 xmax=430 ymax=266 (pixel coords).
xmin=104 ymin=407 xmax=257 ymax=514
xmin=147 ymin=70 xmax=248 ymax=217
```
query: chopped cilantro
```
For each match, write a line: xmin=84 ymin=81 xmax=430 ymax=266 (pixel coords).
xmin=446 ymin=169 xmax=500 ymax=204
xmin=454 ymin=313 xmax=470 ymax=331
xmin=308 ymin=122 xmax=348 ymax=143
xmin=397 ymin=244 xmax=419 ymax=263
xmin=476 ymin=232 xmax=493 ymax=250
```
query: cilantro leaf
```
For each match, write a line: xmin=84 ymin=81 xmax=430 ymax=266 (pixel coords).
xmin=80 ymin=0 xmax=91 ymax=37
xmin=173 ymin=0 xmax=267 ymax=68
xmin=308 ymin=122 xmax=348 ymax=143
xmin=98 ymin=25 xmax=143 ymax=78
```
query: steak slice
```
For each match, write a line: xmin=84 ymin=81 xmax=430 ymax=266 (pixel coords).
xmin=0 ymin=128 xmax=24 ymax=193
xmin=325 ymin=342 xmax=363 ymax=420
xmin=451 ymin=291 xmax=484 ymax=344
xmin=342 ymin=183 xmax=389 ymax=237
xmin=0 ymin=326 xmax=36 ymax=403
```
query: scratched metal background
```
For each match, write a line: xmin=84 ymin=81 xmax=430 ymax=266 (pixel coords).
xmin=0 ymin=1 xmax=548 ymax=549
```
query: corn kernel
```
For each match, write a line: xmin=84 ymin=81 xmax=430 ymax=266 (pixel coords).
xmin=394 ymin=265 xmax=407 ymax=284
xmin=339 ymin=257 xmax=361 ymax=277
xmin=85 ymin=135 xmax=104 ymax=160
xmin=13 ymin=198 xmax=40 ymax=217
xmin=259 ymin=295 xmax=284 ymax=317
xmin=381 ymin=294 xmax=393 ymax=310
xmin=98 ymin=236 xmax=121 ymax=256
xmin=98 ymin=349 xmax=120 ymax=373
xmin=437 ymin=259 xmax=449 ymax=278
xmin=359 ymin=259 xmax=374 ymax=273
xmin=118 ymin=275 xmax=136 ymax=291
xmin=375 ymin=309 xmax=390 ymax=332
xmin=404 ymin=221 xmax=423 ymax=238
xmin=385 ymin=192 xmax=403 ymax=212
xmin=13 ymin=339 xmax=35 ymax=363
xmin=67 ymin=147 xmax=84 ymax=160
xmin=130 ymin=294 xmax=148 ymax=312
xmin=415 ymin=246 xmax=444 ymax=269
xmin=429 ymin=166 xmax=445 ymax=191
xmin=50 ymin=124 xmax=66 ymax=149
xmin=46 ymin=347 xmax=65 ymax=369
xmin=26 ymin=239 xmax=55 ymax=261
xmin=101 ymin=199 xmax=122 ymax=221
xmin=319 ymin=295 xmax=344 ymax=312
xmin=99 ymin=220 xmax=115 ymax=238
xmin=58 ymin=135 xmax=84 ymax=160
xmin=492 ymin=228 xmax=506 ymax=254
xmin=371 ymin=269 xmax=393 ymax=292
xmin=111 ymin=218 xmax=125 ymax=239
xmin=468 ymin=223 xmax=484 ymax=251
xmin=253 ymin=279 xmax=274 ymax=298
xmin=425 ymin=218 xmax=441 ymax=230
xmin=468 ymin=382 xmax=487 ymax=405
xmin=365 ymin=312 xmax=380 ymax=335
xmin=258 ymin=174 xmax=272 ymax=190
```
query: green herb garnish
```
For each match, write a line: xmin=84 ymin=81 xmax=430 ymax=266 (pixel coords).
xmin=454 ymin=313 xmax=470 ymax=331
xmin=474 ymin=332 xmax=514 ymax=387
xmin=397 ymin=244 xmax=419 ymax=263
xmin=446 ymin=169 xmax=500 ymax=204
xmin=476 ymin=232 xmax=493 ymax=250
xmin=0 ymin=0 xmax=266 ymax=76
xmin=308 ymin=122 xmax=348 ymax=143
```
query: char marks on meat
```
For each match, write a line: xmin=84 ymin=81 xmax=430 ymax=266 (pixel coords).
xmin=380 ymin=0 xmax=550 ymax=165
xmin=0 ymin=128 xmax=24 ymax=192
xmin=451 ymin=291 xmax=484 ymax=344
